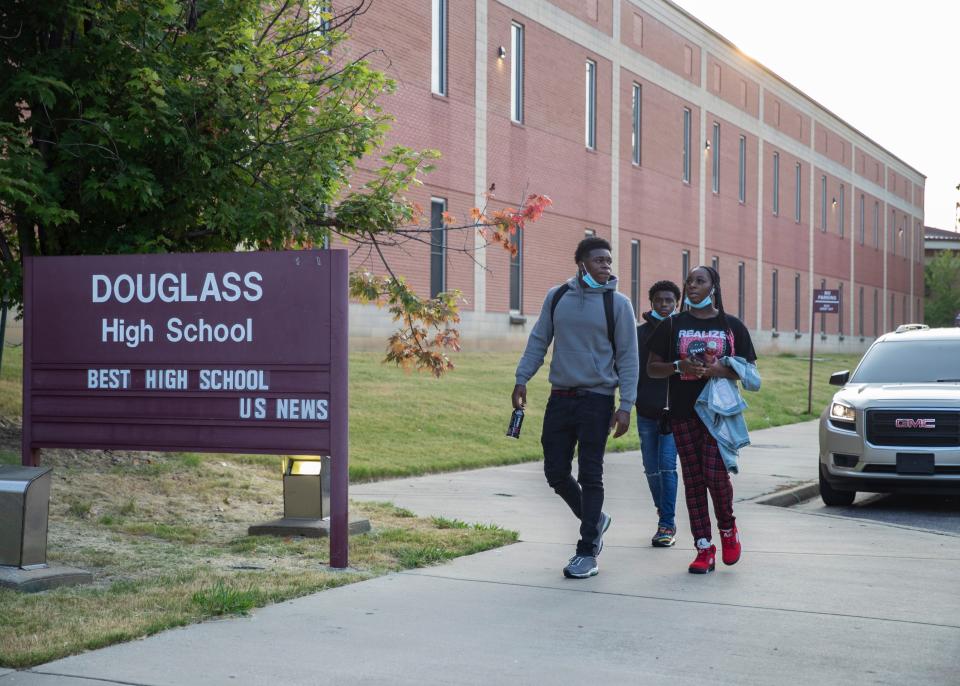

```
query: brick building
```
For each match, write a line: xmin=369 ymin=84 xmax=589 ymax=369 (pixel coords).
xmin=346 ymin=0 xmax=925 ymax=351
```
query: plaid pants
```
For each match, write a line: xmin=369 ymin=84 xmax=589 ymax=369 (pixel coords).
xmin=671 ymin=416 xmax=736 ymax=542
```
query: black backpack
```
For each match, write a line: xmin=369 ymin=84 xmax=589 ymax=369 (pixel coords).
xmin=549 ymin=284 xmax=617 ymax=358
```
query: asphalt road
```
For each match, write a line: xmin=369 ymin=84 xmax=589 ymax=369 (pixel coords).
xmin=796 ymin=492 xmax=960 ymax=536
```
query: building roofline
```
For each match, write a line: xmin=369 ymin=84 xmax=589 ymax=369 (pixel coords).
xmin=660 ymin=0 xmax=926 ymax=180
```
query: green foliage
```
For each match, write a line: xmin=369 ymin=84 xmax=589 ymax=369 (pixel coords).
xmin=191 ymin=580 xmax=263 ymax=617
xmin=924 ymin=250 xmax=960 ymax=327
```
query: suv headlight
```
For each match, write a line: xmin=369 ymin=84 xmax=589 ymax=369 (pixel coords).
xmin=829 ymin=400 xmax=856 ymax=430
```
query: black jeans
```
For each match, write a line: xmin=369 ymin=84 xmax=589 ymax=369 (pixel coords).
xmin=540 ymin=391 xmax=614 ymax=556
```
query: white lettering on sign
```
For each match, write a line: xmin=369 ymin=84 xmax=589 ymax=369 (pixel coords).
xmin=166 ymin=318 xmax=253 ymax=343
xmin=145 ymin=369 xmax=188 ymax=390
xmin=102 ymin=318 xmax=154 ymax=348
xmin=199 ymin=369 xmax=269 ymax=391
xmin=239 ymin=398 xmax=268 ymax=419
xmin=91 ymin=272 xmax=263 ymax=304
xmin=87 ymin=369 xmax=131 ymax=389
xmin=276 ymin=398 xmax=329 ymax=421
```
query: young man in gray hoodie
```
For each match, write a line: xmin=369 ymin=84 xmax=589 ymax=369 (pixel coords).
xmin=512 ymin=236 xmax=639 ymax=578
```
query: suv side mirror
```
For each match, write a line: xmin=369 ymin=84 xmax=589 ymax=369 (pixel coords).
xmin=829 ymin=370 xmax=850 ymax=386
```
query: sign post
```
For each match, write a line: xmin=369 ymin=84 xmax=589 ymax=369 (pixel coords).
xmin=22 ymin=250 xmax=354 ymax=567
xmin=808 ymin=288 xmax=841 ymax=414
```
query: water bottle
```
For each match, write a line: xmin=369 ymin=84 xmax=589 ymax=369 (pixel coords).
xmin=506 ymin=408 xmax=524 ymax=439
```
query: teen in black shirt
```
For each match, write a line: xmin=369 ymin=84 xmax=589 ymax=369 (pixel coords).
xmin=647 ymin=266 xmax=757 ymax=574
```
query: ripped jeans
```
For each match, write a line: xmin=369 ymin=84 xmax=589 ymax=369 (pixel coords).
xmin=636 ymin=415 xmax=678 ymax=530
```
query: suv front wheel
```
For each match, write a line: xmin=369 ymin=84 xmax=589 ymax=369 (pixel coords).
xmin=819 ymin=464 xmax=856 ymax=506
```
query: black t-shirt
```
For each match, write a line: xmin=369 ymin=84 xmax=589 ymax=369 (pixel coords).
xmin=646 ymin=311 xmax=757 ymax=418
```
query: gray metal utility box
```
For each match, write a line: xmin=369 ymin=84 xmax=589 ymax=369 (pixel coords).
xmin=0 ymin=466 xmax=53 ymax=568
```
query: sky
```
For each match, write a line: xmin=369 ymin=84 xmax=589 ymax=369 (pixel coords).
xmin=671 ymin=0 xmax=959 ymax=232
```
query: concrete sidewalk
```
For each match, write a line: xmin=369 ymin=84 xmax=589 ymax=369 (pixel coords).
xmin=4 ymin=421 xmax=959 ymax=685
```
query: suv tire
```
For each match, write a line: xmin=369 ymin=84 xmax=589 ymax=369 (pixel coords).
xmin=819 ymin=464 xmax=856 ymax=506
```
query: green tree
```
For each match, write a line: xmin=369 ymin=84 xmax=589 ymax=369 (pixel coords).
xmin=0 ymin=0 xmax=548 ymax=375
xmin=924 ymin=249 xmax=960 ymax=327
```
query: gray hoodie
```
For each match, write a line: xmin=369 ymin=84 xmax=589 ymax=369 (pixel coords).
xmin=515 ymin=276 xmax=639 ymax=412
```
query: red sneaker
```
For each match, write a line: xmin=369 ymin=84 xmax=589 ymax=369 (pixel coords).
xmin=688 ymin=543 xmax=716 ymax=574
xmin=720 ymin=525 xmax=741 ymax=566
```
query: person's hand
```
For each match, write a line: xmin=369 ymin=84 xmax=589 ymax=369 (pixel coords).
xmin=610 ymin=409 xmax=630 ymax=438
xmin=512 ymin=384 xmax=527 ymax=410
xmin=702 ymin=360 xmax=723 ymax=378
xmin=679 ymin=357 xmax=704 ymax=377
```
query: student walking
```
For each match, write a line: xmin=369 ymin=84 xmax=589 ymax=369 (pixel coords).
xmin=512 ymin=237 xmax=639 ymax=579
xmin=645 ymin=266 xmax=757 ymax=573
xmin=635 ymin=280 xmax=681 ymax=548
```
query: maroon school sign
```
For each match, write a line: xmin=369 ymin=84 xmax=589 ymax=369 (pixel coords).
xmin=22 ymin=249 xmax=351 ymax=566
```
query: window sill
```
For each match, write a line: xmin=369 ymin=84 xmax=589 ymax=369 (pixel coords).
xmin=509 ymin=314 xmax=527 ymax=326
xmin=795 ymin=331 xmax=803 ymax=340
xmin=771 ymin=330 xmax=779 ymax=338
xmin=820 ymin=334 xmax=828 ymax=341
xmin=431 ymin=92 xmax=449 ymax=101
xmin=510 ymin=120 xmax=525 ymax=128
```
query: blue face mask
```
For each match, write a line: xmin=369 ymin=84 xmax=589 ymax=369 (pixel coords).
xmin=684 ymin=290 xmax=714 ymax=309
xmin=581 ymin=269 xmax=605 ymax=289
xmin=649 ymin=309 xmax=666 ymax=320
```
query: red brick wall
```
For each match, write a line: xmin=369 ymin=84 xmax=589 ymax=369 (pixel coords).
xmin=707 ymin=55 xmax=759 ymax=117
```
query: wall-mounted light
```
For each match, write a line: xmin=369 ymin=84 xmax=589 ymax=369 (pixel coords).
xmin=704 ymin=139 xmax=711 ymax=151
xmin=831 ymin=197 xmax=837 ymax=209
xmin=497 ymin=45 xmax=506 ymax=59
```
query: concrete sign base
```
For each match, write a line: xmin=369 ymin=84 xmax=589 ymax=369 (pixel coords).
xmin=0 ymin=564 xmax=93 ymax=593
xmin=248 ymin=517 xmax=370 ymax=539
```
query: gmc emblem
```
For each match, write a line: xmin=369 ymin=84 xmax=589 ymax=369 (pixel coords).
xmin=894 ymin=418 xmax=936 ymax=429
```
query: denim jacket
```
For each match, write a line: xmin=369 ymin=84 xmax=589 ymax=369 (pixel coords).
xmin=694 ymin=356 xmax=761 ymax=474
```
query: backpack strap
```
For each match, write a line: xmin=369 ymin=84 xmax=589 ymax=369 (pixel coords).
xmin=549 ymin=283 xmax=570 ymax=322
xmin=603 ymin=289 xmax=616 ymax=356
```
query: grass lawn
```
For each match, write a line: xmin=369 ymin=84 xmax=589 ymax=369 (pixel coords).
xmin=347 ymin=349 xmax=864 ymax=480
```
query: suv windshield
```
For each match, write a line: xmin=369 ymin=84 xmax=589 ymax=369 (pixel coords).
xmin=851 ymin=340 xmax=960 ymax=383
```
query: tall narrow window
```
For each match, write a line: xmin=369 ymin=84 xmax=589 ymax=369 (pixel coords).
xmin=873 ymin=289 xmax=879 ymax=337
xmin=903 ymin=294 xmax=908 ymax=323
xmin=682 ymin=250 xmax=690 ymax=281
xmin=737 ymin=262 xmax=745 ymax=320
xmin=890 ymin=211 xmax=896 ymax=256
xmin=431 ymin=0 xmax=447 ymax=95
xmin=838 ymin=283 xmax=844 ymax=335
xmin=772 ymin=152 xmax=780 ymax=216
xmin=771 ymin=270 xmax=779 ymax=331
xmin=890 ymin=294 xmax=895 ymax=329
xmin=585 ymin=60 xmax=597 ymax=149
xmin=631 ymin=83 xmax=642 ymax=165
xmin=738 ymin=135 xmax=746 ymax=202
xmin=820 ymin=175 xmax=827 ymax=232
xmin=858 ymin=286 xmax=864 ymax=337
xmin=630 ymin=240 xmax=640 ymax=317
xmin=430 ymin=198 xmax=447 ymax=297
xmin=711 ymin=122 xmax=720 ymax=193
xmin=794 ymin=273 xmax=801 ymax=332
xmin=510 ymin=22 xmax=524 ymax=123
xmin=794 ymin=163 xmax=801 ymax=222
xmin=873 ymin=201 xmax=879 ymax=248
xmin=839 ymin=185 xmax=845 ymax=237
xmin=682 ymin=107 xmax=691 ymax=183
xmin=509 ymin=227 xmax=523 ymax=312
xmin=857 ymin=193 xmax=867 ymax=246
xmin=820 ymin=278 xmax=826 ymax=334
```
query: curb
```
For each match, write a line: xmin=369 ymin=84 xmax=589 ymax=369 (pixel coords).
xmin=755 ymin=481 xmax=819 ymax=507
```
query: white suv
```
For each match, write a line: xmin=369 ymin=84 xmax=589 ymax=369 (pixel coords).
xmin=818 ymin=325 xmax=960 ymax=505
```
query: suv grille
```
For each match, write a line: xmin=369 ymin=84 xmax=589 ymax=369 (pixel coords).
xmin=866 ymin=410 xmax=960 ymax=447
